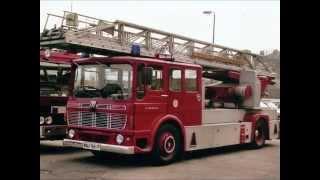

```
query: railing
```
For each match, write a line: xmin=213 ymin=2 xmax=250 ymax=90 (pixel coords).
xmin=41 ymin=11 xmax=274 ymax=75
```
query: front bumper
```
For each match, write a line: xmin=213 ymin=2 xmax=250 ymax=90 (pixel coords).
xmin=40 ymin=125 xmax=67 ymax=140
xmin=63 ymin=139 xmax=135 ymax=154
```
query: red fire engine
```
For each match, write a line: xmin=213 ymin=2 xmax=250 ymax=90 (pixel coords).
xmin=40 ymin=49 xmax=79 ymax=140
xmin=40 ymin=12 xmax=279 ymax=164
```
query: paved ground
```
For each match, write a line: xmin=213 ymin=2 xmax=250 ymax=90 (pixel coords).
xmin=40 ymin=140 xmax=280 ymax=180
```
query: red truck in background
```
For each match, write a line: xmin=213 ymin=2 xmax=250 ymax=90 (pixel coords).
xmin=40 ymin=49 xmax=80 ymax=140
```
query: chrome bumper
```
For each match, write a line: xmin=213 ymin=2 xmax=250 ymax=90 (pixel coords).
xmin=63 ymin=139 xmax=135 ymax=154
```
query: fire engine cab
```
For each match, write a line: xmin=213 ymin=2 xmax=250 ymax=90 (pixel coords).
xmin=40 ymin=11 xmax=280 ymax=164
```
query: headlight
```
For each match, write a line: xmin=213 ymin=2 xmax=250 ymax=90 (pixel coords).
xmin=45 ymin=116 xmax=53 ymax=124
xmin=44 ymin=49 xmax=51 ymax=58
xmin=40 ymin=116 xmax=45 ymax=125
xmin=68 ymin=129 xmax=75 ymax=139
xmin=116 ymin=134 xmax=124 ymax=144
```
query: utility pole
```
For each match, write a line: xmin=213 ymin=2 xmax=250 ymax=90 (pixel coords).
xmin=70 ymin=1 xmax=73 ymax=12
xmin=203 ymin=10 xmax=216 ymax=44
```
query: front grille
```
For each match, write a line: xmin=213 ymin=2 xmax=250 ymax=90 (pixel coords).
xmin=67 ymin=103 xmax=127 ymax=130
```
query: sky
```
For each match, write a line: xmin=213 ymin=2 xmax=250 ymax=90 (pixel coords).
xmin=40 ymin=0 xmax=280 ymax=54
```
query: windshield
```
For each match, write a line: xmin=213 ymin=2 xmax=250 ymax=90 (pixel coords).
xmin=74 ymin=63 xmax=133 ymax=100
xmin=40 ymin=62 xmax=71 ymax=97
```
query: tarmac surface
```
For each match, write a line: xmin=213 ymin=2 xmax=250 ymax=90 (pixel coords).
xmin=40 ymin=140 xmax=280 ymax=180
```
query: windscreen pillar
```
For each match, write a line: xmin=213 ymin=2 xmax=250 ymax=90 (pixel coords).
xmin=97 ymin=66 xmax=105 ymax=89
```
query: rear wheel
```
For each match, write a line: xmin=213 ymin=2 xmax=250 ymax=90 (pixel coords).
xmin=251 ymin=120 xmax=266 ymax=148
xmin=152 ymin=124 xmax=182 ymax=165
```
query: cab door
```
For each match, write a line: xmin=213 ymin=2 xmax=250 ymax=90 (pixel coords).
xmin=167 ymin=67 xmax=184 ymax=121
xmin=134 ymin=63 xmax=168 ymax=130
xmin=182 ymin=68 xmax=202 ymax=125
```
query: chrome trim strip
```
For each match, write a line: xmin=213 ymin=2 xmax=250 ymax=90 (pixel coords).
xmin=63 ymin=139 xmax=135 ymax=154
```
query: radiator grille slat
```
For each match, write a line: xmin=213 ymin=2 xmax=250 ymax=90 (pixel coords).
xmin=67 ymin=103 xmax=127 ymax=130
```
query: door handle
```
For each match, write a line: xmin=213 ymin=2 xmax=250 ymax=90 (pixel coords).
xmin=161 ymin=94 xmax=168 ymax=97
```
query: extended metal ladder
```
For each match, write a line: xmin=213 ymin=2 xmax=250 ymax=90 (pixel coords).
xmin=40 ymin=11 xmax=275 ymax=77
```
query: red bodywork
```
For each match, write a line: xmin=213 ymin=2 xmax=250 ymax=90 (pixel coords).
xmin=66 ymin=56 xmax=202 ymax=153
xmin=65 ymin=56 xmax=275 ymax=153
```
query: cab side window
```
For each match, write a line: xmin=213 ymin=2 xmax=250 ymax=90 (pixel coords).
xmin=83 ymin=67 xmax=98 ymax=88
xmin=169 ymin=69 xmax=182 ymax=91
xmin=185 ymin=69 xmax=198 ymax=91
xmin=149 ymin=66 xmax=163 ymax=91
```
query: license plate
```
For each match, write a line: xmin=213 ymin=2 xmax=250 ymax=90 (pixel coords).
xmin=83 ymin=142 xmax=101 ymax=150
xmin=57 ymin=107 xmax=66 ymax=114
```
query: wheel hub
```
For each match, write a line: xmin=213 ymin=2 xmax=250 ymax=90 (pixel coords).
xmin=255 ymin=130 xmax=260 ymax=137
xmin=164 ymin=136 xmax=175 ymax=153
xmin=160 ymin=132 xmax=176 ymax=154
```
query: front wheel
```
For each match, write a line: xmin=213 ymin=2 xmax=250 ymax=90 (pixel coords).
xmin=151 ymin=124 xmax=182 ymax=165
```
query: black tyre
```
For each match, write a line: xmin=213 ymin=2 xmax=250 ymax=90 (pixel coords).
xmin=251 ymin=120 xmax=266 ymax=148
xmin=151 ymin=124 xmax=182 ymax=165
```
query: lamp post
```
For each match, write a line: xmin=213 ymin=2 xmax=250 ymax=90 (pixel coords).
xmin=203 ymin=10 xmax=215 ymax=44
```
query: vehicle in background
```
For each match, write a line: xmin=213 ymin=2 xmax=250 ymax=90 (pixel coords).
xmin=261 ymin=99 xmax=280 ymax=120
xmin=40 ymin=49 xmax=79 ymax=140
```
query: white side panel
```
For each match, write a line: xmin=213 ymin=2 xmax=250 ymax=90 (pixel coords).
xmin=202 ymin=109 xmax=246 ymax=124
xmin=185 ymin=125 xmax=214 ymax=151
xmin=185 ymin=123 xmax=240 ymax=151
xmin=269 ymin=120 xmax=280 ymax=139
xmin=213 ymin=124 xmax=240 ymax=147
